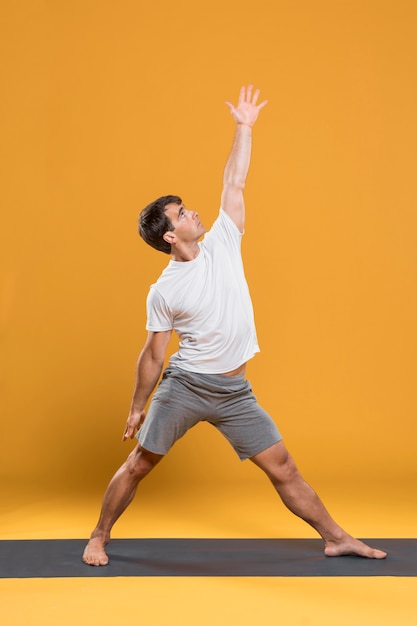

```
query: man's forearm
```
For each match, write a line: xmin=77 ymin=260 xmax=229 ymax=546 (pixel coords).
xmin=221 ymin=123 xmax=253 ymax=231
xmin=223 ymin=123 xmax=253 ymax=190
xmin=129 ymin=349 xmax=164 ymax=414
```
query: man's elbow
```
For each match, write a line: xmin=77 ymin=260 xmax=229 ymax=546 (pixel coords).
xmin=146 ymin=350 xmax=165 ymax=368
xmin=223 ymin=178 xmax=246 ymax=191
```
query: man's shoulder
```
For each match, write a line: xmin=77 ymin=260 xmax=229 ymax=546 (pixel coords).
xmin=150 ymin=253 xmax=204 ymax=300
xmin=202 ymin=209 xmax=243 ymax=255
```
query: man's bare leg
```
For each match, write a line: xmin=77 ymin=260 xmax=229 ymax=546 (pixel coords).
xmin=251 ymin=441 xmax=387 ymax=559
xmin=82 ymin=444 xmax=164 ymax=566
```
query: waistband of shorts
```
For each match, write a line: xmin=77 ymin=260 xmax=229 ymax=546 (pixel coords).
xmin=165 ymin=366 xmax=246 ymax=386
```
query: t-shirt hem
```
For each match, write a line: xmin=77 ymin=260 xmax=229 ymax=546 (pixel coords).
xmin=168 ymin=349 xmax=260 ymax=375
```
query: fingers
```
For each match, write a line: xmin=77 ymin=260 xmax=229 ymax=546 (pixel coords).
xmin=239 ymin=85 xmax=268 ymax=110
xmin=251 ymin=88 xmax=268 ymax=110
xmin=122 ymin=411 xmax=146 ymax=441
xmin=122 ymin=421 xmax=136 ymax=441
xmin=257 ymin=98 xmax=268 ymax=110
xmin=238 ymin=85 xmax=245 ymax=105
xmin=246 ymin=84 xmax=253 ymax=103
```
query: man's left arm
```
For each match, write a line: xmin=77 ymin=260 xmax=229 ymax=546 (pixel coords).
xmin=221 ymin=85 xmax=268 ymax=232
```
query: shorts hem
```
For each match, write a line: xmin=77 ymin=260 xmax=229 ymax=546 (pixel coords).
xmin=238 ymin=436 xmax=283 ymax=461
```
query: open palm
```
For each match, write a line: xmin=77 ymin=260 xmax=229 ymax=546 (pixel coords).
xmin=226 ymin=85 xmax=268 ymax=127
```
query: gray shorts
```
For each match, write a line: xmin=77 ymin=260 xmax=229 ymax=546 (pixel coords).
xmin=137 ymin=367 xmax=282 ymax=460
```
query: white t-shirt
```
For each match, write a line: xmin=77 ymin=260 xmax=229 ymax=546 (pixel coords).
xmin=146 ymin=209 xmax=260 ymax=373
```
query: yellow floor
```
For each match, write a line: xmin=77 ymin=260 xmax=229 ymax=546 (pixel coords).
xmin=1 ymin=478 xmax=416 ymax=626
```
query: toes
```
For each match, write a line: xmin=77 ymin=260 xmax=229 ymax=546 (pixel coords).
xmin=372 ymin=549 xmax=387 ymax=559
xmin=82 ymin=549 xmax=109 ymax=566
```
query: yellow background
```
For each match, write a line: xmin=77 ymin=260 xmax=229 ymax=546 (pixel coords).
xmin=1 ymin=0 xmax=417 ymax=497
xmin=1 ymin=2 xmax=417 ymax=626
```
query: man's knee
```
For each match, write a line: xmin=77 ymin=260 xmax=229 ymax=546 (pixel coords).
xmin=270 ymin=453 xmax=299 ymax=486
xmin=251 ymin=441 xmax=299 ymax=485
xmin=125 ymin=445 xmax=164 ymax=479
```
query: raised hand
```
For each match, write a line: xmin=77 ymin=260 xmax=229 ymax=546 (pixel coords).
xmin=225 ymin=85 xmax=268 ymax=127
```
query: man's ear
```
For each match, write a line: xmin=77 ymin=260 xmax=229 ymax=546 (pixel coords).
xmin=163 ymin=231 xmax=176 ymax=245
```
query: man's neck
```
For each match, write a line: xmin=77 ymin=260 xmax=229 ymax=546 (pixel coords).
xmin=171 ymin=243 xmax=201 ymax=262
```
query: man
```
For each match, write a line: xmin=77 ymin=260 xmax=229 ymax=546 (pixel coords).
xmin=83 ymin=86 xmax=386 ymax=566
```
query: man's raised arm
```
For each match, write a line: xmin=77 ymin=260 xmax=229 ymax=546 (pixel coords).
xmin=222 ymin=85 xmax=267 ymax=231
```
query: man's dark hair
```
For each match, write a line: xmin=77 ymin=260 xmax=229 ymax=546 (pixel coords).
xmin=138 ymin=195 xmax=182 ymax=254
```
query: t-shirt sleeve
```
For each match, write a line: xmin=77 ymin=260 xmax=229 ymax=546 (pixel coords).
xmin=146 ymin=287 xmax=174 ymax=331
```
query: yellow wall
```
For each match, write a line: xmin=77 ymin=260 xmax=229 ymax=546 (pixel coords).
xmin=1 ymin=0 xmax=416 ymax=492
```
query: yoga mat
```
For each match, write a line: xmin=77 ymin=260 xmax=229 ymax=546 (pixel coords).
xmin=0 ymin=538 xmax=415 ymax=578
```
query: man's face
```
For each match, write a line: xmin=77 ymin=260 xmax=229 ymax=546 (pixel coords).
xmin=164 ymin=203 xmax=206 ymax=244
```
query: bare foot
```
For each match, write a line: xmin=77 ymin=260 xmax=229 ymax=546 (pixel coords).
xmin=82 ymin=536 xmax=109 ymax=566
xmin=324 ymin=535 xmax=387 ymax=559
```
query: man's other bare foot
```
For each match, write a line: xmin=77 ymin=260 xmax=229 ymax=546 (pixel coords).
xmin=324 ymin=535 xmax=387 ymax=559
xmin=82 ymin=535 xmax=109 ymax=566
